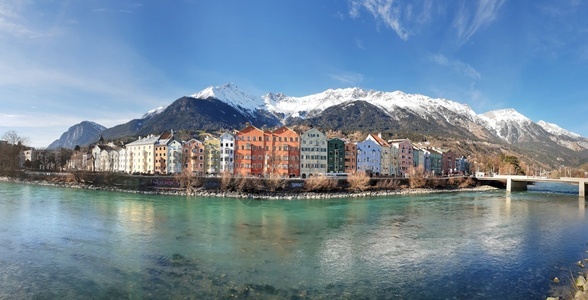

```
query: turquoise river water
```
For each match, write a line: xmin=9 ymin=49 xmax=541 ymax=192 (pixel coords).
xmin=0 ymin=181 xmax=587 ymax=299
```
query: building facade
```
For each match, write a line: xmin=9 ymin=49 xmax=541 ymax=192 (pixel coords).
xmin=390 ymin=139 xmax=414 ymax=177
xmin=219 ymin=132 xmax=235 ymax=174
xmin=439 ymin=149 xmax=457 ymax=175
xmin=204 ymin=137 xmax=220 ymax=175
xmin=182 ymin=138 xmax=205 ymax=176
xmin=356 ymin=138 xmax=381 ymax=175
xmin=327 ymin=138 xmax=345 ymax=173
xmin=344 ymin=142 xmax=357 ymax=174
xmin=234 ymin=124 xmax=266 ymax=177
xmin=300 ymin=128 xmax=327 ymax=178
xmin=166 ymin=140 xmax=182 ymax=174
xmin=267 ymin=126 xmax=300 ymax=178
xmin=126 ymin=134 xmax=160 ymax=174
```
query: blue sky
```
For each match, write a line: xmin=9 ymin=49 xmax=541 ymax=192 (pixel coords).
xmin=1 ymin=0 xmax=588 ymax=147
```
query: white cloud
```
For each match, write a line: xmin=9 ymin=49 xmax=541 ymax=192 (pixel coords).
xmin=453 ymin=0 xmax=505 ymax=46
xmin=0 ymin=1 xmax=37 ymax=38
xmin=349 ymin=0 xmax=504 ymax=46
xmin=430 ymin=54 xmax=481 ymax=80
xmin=349 ymin=0 xmax=410 ymax=40
xmin=329 ymin=71 xmax=364 ymax=85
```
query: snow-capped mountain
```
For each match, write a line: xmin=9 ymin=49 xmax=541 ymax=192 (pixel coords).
xmin=47 ymin=121 xmax=106 ymax=149
xmin=480 ymin=108 xmax=588 ymax=152
xmin=191 ymin=83 xmax=265 ymax=117
xmin=142 ymin=106 xmax=167 ymax=119
xmin=262 ymin=87 xmax=481 ymax=125
xmin=479 ymin=109 xmax=541 ymax=143
xmin=190 ymin=84 xmax=585 ymax=147
xmin=196 ymin=84 xmax=488 ymax=137
xmin=537 ymin=120 xmax=581 ymax=139
xmin=54 ymin=83 xmax=588 ymax=167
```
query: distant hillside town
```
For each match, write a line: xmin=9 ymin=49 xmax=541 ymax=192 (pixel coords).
xmin=16 ymin=123 xmax=470 ymax=179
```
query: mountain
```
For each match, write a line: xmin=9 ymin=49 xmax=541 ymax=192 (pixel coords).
xmin=53 ymin=83 xmax=588 ymax=167
xmin=100 ymin=84 xmax=281 ymax=140
xmin=537 ymin=120 xmax=581 ymax=139
xmin=47 ymin=121 xmax=106 ymax=149
xmin=479 ymin=109 xmax=547 ymax=144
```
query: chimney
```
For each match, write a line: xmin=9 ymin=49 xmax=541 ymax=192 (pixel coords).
xmin=378 ymin=132 xmax=382 ymax=138
xmin=245 ymin=122 xmax=251 ymax=127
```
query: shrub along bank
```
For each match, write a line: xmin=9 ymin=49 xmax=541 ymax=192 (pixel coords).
xmin=2 ymin=171 xmax=482 ymax=198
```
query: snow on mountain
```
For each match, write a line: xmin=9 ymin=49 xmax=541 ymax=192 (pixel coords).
xmin=479 ymin=109 xmax=532 ymax=136
xmin=262 ymin=87 xmax=481 ymax=126
xmin=191 ymin=83 xmax=265 ymax=115
xmin=142 ymin=106 xmax=167 ymax=119
xmin=191 ymin=84 xmax=481 ymax=126
xmin=186 ymin=83 xmax=585 ymax=145
xmin=479 ymin=108 xmax=554 ymax=144
xmin=537 ymin=120 xmax=581 ymax=139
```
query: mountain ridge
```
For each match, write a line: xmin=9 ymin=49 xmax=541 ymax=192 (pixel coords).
xmin=48 ymin=83 xmax=588 ymax=168
xmin=47 ymin=121 xmax=106 ymax=150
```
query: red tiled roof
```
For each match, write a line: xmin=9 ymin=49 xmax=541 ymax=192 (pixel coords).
xmin=368 ymin=133 xmax=389 ymax=147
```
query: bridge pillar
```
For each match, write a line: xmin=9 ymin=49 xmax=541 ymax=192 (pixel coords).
xmin=580 ymin=181 xmax=586 ymax=197
xmin=506 ymin=178 xmax=527 ymax=192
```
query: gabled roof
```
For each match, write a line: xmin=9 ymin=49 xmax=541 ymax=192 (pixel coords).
xmin=93 ymin=144 xmax=115 ymax=151
xmin=366 ymin=133 xmax=389 ymax=147
xmin=127 ymin=134 xmax=160 ymax=146
xmin=237 ymin=124 xmax=263 ymax=135
xmin=159 ymin=131 xmax=173 ymax=140
xmin=272 ymin=125 xmax=297 ymax=136
xmin=183 ymin=138 xmax=203 ymax=146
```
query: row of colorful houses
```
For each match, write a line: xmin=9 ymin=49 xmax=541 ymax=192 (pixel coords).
xmin=66 ymin=124 xmax=470 ymax=177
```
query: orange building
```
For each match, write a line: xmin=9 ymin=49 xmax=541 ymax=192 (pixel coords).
xmin=267 ymin=126 xmax=300 ymax=178
xmin=234 ymin=123 xmax=266 ymax=177
xmin=154 ymin=144 xmax=168 ymax=174
xmin=234 ymin=124 xmax=300 ymax=178
xmin=182 ymin=138 xmax=205 ymax=176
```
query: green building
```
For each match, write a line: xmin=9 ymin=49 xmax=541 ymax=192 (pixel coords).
xmin=327 ymin=138 xmax=345 ymax=173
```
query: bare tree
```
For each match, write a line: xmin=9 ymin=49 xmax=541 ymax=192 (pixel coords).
xmin=2 ymin=130 xmax=29 ymax=146
xmin=347 ymin=172 xmax=371 ymax=191
xmin=0 ymin=130 xmax=29 ymax=173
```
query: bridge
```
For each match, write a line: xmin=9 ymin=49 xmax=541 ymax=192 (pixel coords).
xmin=476 ymin=175 xmax=588 ymax=197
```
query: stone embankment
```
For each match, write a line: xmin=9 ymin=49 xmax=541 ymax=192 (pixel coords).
xmin=0 ymin=172 xmax=498 ymax=200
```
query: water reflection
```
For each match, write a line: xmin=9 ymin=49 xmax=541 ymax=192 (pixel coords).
xmin=1 ymin=183 xmax=587 ymax=299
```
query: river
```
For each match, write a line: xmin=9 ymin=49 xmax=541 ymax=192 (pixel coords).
xmin=0 ymin=181 xmax=586 ymax=299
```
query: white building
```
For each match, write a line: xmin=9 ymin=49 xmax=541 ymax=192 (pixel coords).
xmin=126 ymin=134 xmax=160 ymax=174
xmin=219 ymin=132 xmax=235 ymax=174
xmin=118 ymin=148 xmax=128 ymax=173
xmin=299 ymin=128 xmax=327 ymax=178
xmin=166 ymin=140 xmax=183 ymax=174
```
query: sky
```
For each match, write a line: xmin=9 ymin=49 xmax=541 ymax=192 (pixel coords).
xmin=1 ymin=0 xmax=588 ymax=147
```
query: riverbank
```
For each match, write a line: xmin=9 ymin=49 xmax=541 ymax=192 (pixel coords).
xmin=0 ymin=173 xmax=499 ymax=200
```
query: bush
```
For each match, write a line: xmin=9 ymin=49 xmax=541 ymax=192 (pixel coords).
xmin=175 ymin=172 xmax=204 ymax=194
xmin=409 ymin=176 xmax=427 ymax=188
xmin=265 ymin=173 xmax=286 ymax=192
xmin=375 ymin=178 xmax=399 ymax=191
xmin=220 ymin=171 xmax=236 ymax=190
xmin=304 ymin=175 xmax=337 ymax=192
xmin=458 ymin=177 xmax=477 ymax=188
xmin=235 ymin=175 xmax=263 ymax=193
xmin=347 ymin=172 xmax=371 ymax=191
